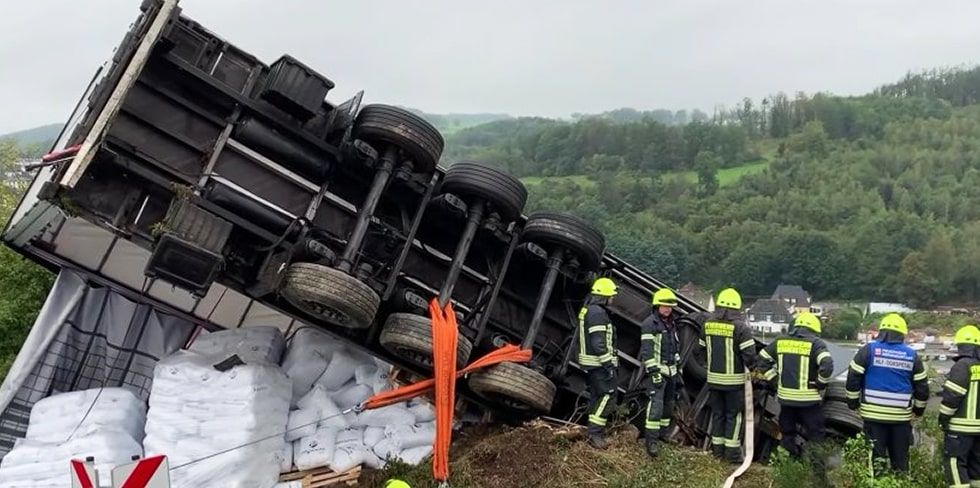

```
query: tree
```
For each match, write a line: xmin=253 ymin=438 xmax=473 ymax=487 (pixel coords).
xmin=897 ymin=252 xmax=939 ymax=308
xmin=825 ymin=308 xmax=863 ymax=340
xmin=694 ymin=150 xmax=720 ymax=197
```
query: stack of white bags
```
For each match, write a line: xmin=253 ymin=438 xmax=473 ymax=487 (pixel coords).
xmin=143 ymin=326 xmax=291 ymax=488
xmin=280 ymin=327 xmax=435 ymax=474
xmin=0 ymin=325 xmax=435 ymax=488
xmin=0 ymin=388 xmax=146 ymax=488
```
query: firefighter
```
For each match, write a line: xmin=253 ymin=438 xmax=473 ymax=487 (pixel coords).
xmin=845 ymin=313 xmax=928 ymax=473
xmin=578 ymin=277 xmax=619 ymax=449
xmin=757 ymin=312 xmax=834 ymax=458
xmin=639 ymin=288 xmax=684 ymax=457
xmin=940 ymin=324 xmax=980 ymax=488
xmin=700 ymin=287 xmax=756 ymax=463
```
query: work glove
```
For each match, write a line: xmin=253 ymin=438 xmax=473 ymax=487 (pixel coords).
xmin=940 ymin=414 xmax=951 ymax=430
xmin=846 ymin=399 xmax=860 ymax=411
xmin=603 ymin=362 xmax=617 ymax=380
xmin=913 ymin=406 xmax=925 ymax=418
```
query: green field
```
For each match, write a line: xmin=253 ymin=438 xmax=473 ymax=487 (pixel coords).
xmin=521 ymin=160 xmax=770 ymax=188
xmin=677 ymin=160 xmax=770 ymax=186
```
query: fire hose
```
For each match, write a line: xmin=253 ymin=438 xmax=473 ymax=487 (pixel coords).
xmin=722 ymin=378 xmax=754 ymax=488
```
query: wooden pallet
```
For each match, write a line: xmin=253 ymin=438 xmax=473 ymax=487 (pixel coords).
xmin=279 ymin=466 xmax=361 ymax=487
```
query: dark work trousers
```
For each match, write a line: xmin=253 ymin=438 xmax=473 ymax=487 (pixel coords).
xmin=778 ymin=404 xmax=826 ymax=457
xmin=645 ymin=374 xmax=676 ymax=440
xmin=944 ymin=432 xmax=980 ymax=488
xmin=709 ymin=387 xmax=745 ymax=457
xmin=864 ymin=421 xmax=913 ymax=473
xmin=586 ymin=366 xmax=618 ymax=434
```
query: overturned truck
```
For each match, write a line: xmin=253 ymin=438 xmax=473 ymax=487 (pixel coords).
xmin=1 ymin=0 xmax=860 ymax=461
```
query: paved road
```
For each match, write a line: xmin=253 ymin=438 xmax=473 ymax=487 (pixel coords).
xmin=825 ymin=341 xmax=858 ymax=380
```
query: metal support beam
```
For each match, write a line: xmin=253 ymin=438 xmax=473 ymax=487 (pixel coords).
xmin=521 ymin=248 xmax=565 ymax=350
xmin=336 ymin=146 xmax=396 ymax=273
xmin=437 ymin=199 xmax=485 ymax=308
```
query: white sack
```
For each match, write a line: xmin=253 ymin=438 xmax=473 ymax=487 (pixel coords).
xmin=353 ymin=404 xmax=415 ymax=427
xmin=286 ymin=408 xmax=319 ymax=442
xmin=293 ymin=427 xmax=338 ymax=471
xmin=314 ymin=350 xmax=358 ymax=391
xmin=333 ymin=383 xmax=372 ymax=411
xmin=189 ymin=326 xmax=285 ymax=364
xmin=275 ymin=441 xmax=294 ymax=474
xmin=397 ymin=445 xmax=434 ymax=465
xmin=363 ymin=426 xmax=385 ymax=448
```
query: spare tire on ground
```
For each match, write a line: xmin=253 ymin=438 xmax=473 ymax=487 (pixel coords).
xmin=822 ymin=400 xmax=863 ymax=436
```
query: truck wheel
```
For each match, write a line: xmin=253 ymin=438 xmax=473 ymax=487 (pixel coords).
xmin=440 ymin=162 xmax=527 ymax=223
xmin=824 ymin=381 xmax=848 ymax=402
xmin=280 ymin=262 xmax=380 ymax=329
xmin=354 ymin=104 xmax=444 ymax=173
xmin=468 ymin=362 xmax=556 ymax=413
xmin=677 ymin=314 xmax=707 ymax=382
xmin=822 ymin=400 xmax=863 ymax=437
xmin=380 ymin=313 xmax=473 ymax=369
xmin=521 ymin=212 xmax=605 ymax=271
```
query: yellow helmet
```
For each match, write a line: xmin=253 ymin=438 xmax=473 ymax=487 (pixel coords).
xmin=793 ymin=312 xmax=821 ymax=334
xmin=955 ymin=325 xmax=980 ymax=346
xmin=591 ymin=277 xmax=618 ymax=297
xmin=716 ymin=288 xmax=742 ymax=310
xmin=652 ymin=288 xmax=678 ymax=307
xmin=878 ymin=313 xmax=908 ymax=335
xmin=384 ymin=480 xmax=411 ymax=488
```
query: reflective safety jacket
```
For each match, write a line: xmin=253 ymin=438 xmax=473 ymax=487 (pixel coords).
xmin=639 ymin=311 xmax=681 ymax=378
xmin=578 ymin=304 xmax=618 ymax=369
xmin=758 ymin=328 xmax=834 ymax=406
xmin=939 ymin=355 xmax=980 ymax=434
xmin=699 ymin=310 xmax=756 ymax=390
xmin=845 ymin=337 xmax=928 ymax=423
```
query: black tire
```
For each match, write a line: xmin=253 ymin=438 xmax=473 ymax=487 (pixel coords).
xmin=379 ymin=313 xmax=473 ymax=369
xmin=279 ymin=262 xmax=379 ymax=329
xmin=468 ymin=362 xmax=556 ymax=413
xmin=440 ymin=162 xmax=527 ymax=223
xmin=678 ymin=313 xmax=708 ymax=382
xmin=822 ymin=400 xmax=863 ymax=436
xmin=353 ymin=104 xmax=444 ymax=173
xmin=824 ymin=381 xmax=848 ymax=402
xmin=522 ymin=212 xmax=605 ymax=271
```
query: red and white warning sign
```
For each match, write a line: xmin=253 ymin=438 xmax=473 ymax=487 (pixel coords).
xmin=110 ymin=455 xmax=170 ymax=488
xmin=70 ymin=459 xmax=99 ymax=488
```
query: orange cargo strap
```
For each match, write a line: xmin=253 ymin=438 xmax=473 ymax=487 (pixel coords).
xmin=360 ymin=299 xmax=532 ymax=484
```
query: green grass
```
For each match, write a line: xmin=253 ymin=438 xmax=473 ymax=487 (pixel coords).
xmin=521 ymin=174 xmax=597 ymax=187
xmin=676 ymin=160 xmax=770 ymax=186
xmin=521 ymin=160 xmax=770 ymax=189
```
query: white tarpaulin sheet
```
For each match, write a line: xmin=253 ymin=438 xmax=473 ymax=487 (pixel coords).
xmin=0 ymin=270 xmax=197 ymax=458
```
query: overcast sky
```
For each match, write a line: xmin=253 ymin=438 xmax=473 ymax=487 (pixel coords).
xmin=1 ymin=0 xmax=979 ymax=134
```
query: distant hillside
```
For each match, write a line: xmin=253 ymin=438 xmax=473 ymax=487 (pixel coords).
xmin=405 ymin=109 xmax=512 ymax=135
xmin=0 ymin=124 xmax=60 ymax=147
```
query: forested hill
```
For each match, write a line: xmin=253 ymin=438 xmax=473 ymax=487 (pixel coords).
xmin=443 ymin=66 xmax=980 ymax=308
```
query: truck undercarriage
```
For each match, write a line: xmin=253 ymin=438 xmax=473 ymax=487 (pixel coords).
xmin=1 ymin=0 xmax=861 ymax=461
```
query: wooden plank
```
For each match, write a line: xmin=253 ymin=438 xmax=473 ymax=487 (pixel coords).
xmin=279 ymin=466 xmax=361 ymax=487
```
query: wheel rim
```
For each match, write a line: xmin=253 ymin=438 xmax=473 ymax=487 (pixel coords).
xmin=281 ymin=289 xmax=354 ymax=326
xmin=471 ymin=385 xmax=534 ymax=411
xmin=392 ymin=345 xmax=434 ymax=369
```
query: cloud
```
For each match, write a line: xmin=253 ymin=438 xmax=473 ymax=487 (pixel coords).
xmin=1 ymin=0 xmax=978 ymax=133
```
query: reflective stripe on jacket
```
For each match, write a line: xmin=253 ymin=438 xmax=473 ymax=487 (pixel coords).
xmin=699 ymin=310 xmax=756 ymax=390
xmin=940 ymin=356 xmax=980 ymax=434
xmin=639 ymin=311 xmax=681 ymax=377
xmin=845 ymin=338 xmax=929 ymax=423
xmin=578 ymin=304 xmax=618 ymax=368
xmin=758 ymin=329 xmax=834 ymax=406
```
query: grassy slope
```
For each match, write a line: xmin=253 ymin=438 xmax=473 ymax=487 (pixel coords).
xmin=366 ymin=424 xmax=772 ymax=488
